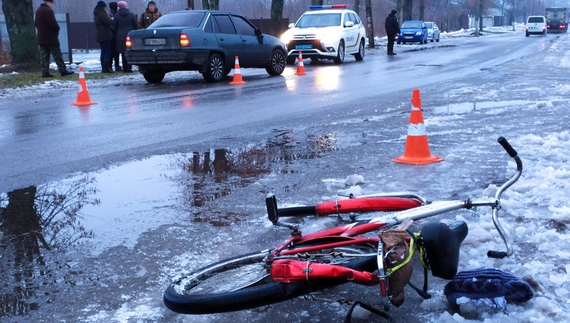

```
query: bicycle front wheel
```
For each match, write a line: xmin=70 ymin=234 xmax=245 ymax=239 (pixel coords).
xmin=164 ymin=244 xmax=377 ymax=314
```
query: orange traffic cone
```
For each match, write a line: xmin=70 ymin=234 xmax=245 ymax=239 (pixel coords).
xmin=229 ymin=56 xmax=246 ymax=85
xmin=392 ymin=89 xmax=443 ymax=165
xmin=71 ymin=67 xmax=97 ymax=106
xmin=295 ymin=51 xmax=306 ymax=75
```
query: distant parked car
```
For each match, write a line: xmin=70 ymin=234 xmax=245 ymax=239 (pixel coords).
xmin=425 ymin=21 xmax=440 ymax=42
xmin=397 ymin=20 xmax=428 ymax=44
xmin=525 ymin=15 xmax=547 ymax=36
xmin=125 ymin=10 xmax=287 ymax=83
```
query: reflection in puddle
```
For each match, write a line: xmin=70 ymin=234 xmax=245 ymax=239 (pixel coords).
xmin=0 ymin=128 xmax=341 ymax=317
xmin=0 ymin=178 xmax=99 ymax=317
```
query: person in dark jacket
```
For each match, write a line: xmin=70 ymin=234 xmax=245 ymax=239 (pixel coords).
xmin=113 ymin=1 xmax=137 ymax=72
xmin=138 ymin=1 xmax=162 ymax=29
xmin=108 ymin=2 xmax=120 ymax=71
xmin=34 ymin=0 xmax=74 ymax=77
xmin=94 ymin=1 xmax=114 ymax=73
xmin=385 ymin=10 xmax=401 ymax=56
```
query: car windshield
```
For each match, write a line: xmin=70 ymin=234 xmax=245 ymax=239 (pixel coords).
xmin=425 ymin=22 xmax=433 ymax=28
xmin=296 ymin=13 xmax=341 ymax=27
xmin=149 ymin=11 xmax=205 ymax=28
xmin=402 ymin=22 xmax=422 ymax=29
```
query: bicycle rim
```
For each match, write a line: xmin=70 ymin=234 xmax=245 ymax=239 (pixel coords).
xmin=164 ymin=244 xmax=377 ymax=314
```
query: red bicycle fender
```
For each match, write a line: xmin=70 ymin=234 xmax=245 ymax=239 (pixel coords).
xmin=315 ymin=197 xmax=422 ymax=215
xmin=271 ymin=259 xmax=378 ymax=285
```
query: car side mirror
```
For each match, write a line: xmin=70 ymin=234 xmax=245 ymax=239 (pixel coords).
xmin=288 ymin=23 xmax=295 ymax=29
xmin=344 ymin=21 xmax=355 ymax=28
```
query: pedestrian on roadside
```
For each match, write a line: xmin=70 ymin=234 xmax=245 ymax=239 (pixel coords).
xmin=138 ymin=1 xmax=162 ymax=29
xmin=114 ymin=1 xmax=137 ymax=72
xmin=385 ymin=10 xmax=400 ymax=56
xmin=34 ymin=0 xmax=74 ymax=77
xmin=108 ymin=2 xmax=121 ymax=71
xmin=93 ymin=1 xmax=114 ymax=73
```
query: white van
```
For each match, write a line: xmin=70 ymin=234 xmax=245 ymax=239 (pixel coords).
xmin=525 ymin=16 xmax=547 ymax=36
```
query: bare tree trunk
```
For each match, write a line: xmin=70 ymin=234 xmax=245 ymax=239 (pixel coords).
xmin=1 ymin=0 xmax=41 ymax=71
xmin=270 ymin=0 xmax=284 ymax=37
xmin=403 ymin=0 xmax=413 ymax=21
xmin=353 ymin=0 xmax=360 ymax=13
xmin=419 ymin=0 xmax=425 ymax=21
xmin=187 ymin=0 xmax=194 ymax=10
xmin=365 ymin=0 xmax=374 ymax=48
xmin=311 ymin=0 xmax=324 ymax=5
xmin=397 ymin=0 xmax=403 ymax=23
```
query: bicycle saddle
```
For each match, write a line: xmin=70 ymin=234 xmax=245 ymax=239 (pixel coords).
xmin=420 ymin=221 xmax=468 ymax=280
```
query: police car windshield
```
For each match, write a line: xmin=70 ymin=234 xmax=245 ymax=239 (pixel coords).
xmin=296 ymin=13 xmax=341 ymax=28
xmin=149 ymin=11 xmax=204 ymax=28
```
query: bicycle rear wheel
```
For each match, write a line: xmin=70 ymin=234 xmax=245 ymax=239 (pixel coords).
xmin=163 ymin=243 xmax=377 ymax=314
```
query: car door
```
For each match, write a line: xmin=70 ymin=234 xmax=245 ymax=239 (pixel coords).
xmin=211 ymin=14 xmax=243 ymax=66
xmin=231 ymin=15 xmax=267 ymax=67
xmin=343 ymin=12 xmax=358 ymax=50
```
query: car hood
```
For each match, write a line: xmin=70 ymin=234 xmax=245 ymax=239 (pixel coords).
xmin=284 ymin=26 xmax=341 ymax=35
xmin=400 ymin=27 xmax=422 ymax=32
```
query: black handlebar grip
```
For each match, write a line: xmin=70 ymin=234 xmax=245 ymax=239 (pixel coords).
xmin=498 ymin=137 xmax=517 ymax=158
xmin=487 ymin=250 xmax=508 ymax=259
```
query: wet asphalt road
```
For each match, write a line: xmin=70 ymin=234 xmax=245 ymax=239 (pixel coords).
xmin=1 ymin=31 xmax=570 ymax=322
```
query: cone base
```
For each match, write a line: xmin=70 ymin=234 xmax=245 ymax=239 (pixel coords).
xmin=229 ymin=80 xmax=246 ymax=85
xmin=71 ymin=101 xmax=97 ymax=106
xmin=392 ymin=155 xmax=444 ymax=165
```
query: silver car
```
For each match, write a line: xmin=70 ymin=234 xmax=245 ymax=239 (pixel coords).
xmin=425 ymin=22 xmax=440 ymax=42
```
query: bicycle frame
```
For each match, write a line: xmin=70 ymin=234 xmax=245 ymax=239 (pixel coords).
xmin=267 ymin=137 xmax=522 ymax=283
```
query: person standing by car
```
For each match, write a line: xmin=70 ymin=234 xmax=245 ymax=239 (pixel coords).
xmin=385 ymin=10 xmax=400 ymax=56
xmin=108 ymin=2 xmax=121 ymax=71
xmin=34 ymin=0 xmax=74 ymax=77
xmin=138 ymin=1 xmax=162 ymax=29
xmin=114 ymin=1 xmax=137 ymax=72
xmin=94 ymin=1 xmax=114 ymax=73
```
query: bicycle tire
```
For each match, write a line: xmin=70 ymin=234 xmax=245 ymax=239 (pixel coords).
xmin=164 ymin=243 xmax=377 ymax=314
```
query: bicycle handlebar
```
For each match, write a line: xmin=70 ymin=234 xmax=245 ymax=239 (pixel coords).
xmin=487 ymin=136 xmax=522 ymax=258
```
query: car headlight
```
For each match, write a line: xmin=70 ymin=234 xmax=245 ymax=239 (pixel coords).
xmin=281 ymin=34 xmax=291 ymax=44
xmin=415 ymin=31 xmax=423 ymax=36
xmin=316 ymin=32 xmax=336 ymax=44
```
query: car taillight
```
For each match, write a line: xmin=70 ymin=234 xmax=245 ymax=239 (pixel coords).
xmin=126 ymin=35 xmax=132 ymax=49
xmin=180 ymin=34 xmax=190 ymax=47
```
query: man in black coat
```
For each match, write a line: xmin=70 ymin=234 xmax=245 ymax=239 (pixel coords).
xmin=385 ymin=10 xmax=401 ymax=56
xmin=34 ymin=0 xmax=74 ymax=77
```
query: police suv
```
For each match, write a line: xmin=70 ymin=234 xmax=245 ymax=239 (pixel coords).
xmin=281 ymin=4 xmax=366 ymax=64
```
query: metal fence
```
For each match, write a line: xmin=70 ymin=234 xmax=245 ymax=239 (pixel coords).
xmin=1 ymin=13 xmax=72 ymax=63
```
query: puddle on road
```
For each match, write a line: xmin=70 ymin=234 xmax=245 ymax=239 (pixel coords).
xmin=431 ymin=100 xmax=535 ymax=114
xmin=0 ymin=129 xmax=340 ymax=318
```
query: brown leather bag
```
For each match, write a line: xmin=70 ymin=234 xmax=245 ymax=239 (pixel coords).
xmin=379 ymin=229 xmax=413 ymax=307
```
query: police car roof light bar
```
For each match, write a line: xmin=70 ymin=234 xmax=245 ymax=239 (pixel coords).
xmin=309 ymin=4 xmax=348 ymax=10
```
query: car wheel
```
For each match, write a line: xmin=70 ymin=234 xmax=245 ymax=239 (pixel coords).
xmin=397 ymin=41 xmax=401 ymax=45
xmin=203 ymin=53 xmax=225 ymax=83
xmin=436 ymin=36 xmax=440 ymax=42
xmin=354 ymin=39 xmax=365 ymax=61
xmin=333 ymin=40 xmax=345 ymax=64
xmin=142 ymin=71 xmax=165 ymax=83
xmin=525 ymin=32 xmax=529 ymax=37
xmin=286 ymin=56 xmax=296 ymax=65
xmin=266 ymin=49 xmax=286 ymax=76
